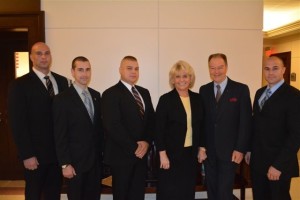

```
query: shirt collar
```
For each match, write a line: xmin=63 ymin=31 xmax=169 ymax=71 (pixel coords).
xmin=32 ymin=67 xmax=52 ymax=80
xmin=268 ymin=79 xmax=284 ymax=94
xmin=214 ymin=77 xmax=228 ymax=91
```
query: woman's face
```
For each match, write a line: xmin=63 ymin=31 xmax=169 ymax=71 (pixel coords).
xmin=173 ymin=69 xmax=191 ymax=92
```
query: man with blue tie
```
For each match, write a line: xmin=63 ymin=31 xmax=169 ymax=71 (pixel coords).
xmin=53 ymin=56 xmax=103 ymax=200
xmin=246 ymin=56 xmax=300 ymax=200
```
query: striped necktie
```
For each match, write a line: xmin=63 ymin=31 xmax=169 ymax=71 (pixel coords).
xmin=44 ymin=76 xmax=54 ymax=97
xmin=132 ymin=86 xmax=144 ymax=118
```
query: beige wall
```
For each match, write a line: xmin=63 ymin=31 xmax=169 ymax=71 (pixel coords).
xmin=264 ymin=34 xmax=300 ymax=89
xmin=42 ymin=0 xmax=263 ymax=105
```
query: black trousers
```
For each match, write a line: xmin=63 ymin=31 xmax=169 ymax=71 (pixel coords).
xmin=24 ymin=163 xmax=62 ymax=200
xmin=204 ymin=155 xmax=238 ymax=200
xmin=110 ymin=159 xmax=147 ymax=200
xmin=66 ymin=163 xmax=101 ymax=200
xmin=157 ymin=147 xmax=198 ymax=200
xmin=251 ymin=168 xmax=291 ymax=200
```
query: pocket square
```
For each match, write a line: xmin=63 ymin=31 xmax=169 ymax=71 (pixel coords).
xmin=229 ymin=97 xmax=237 ymax=102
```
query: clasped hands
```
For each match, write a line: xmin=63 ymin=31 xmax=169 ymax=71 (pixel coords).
xmin=135 ymin=141 xmax=149 ymax=159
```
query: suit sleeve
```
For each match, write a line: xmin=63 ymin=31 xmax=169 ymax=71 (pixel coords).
xmin=235 ymin=85 xmax=252 ymax=153
xmin=273 ymin=92 xmax=300 ymax=171
xmin=143 ymin=89 xmax=155 ymax=144
xmin=8 ymin=80 xmax=35 ymax=160
xmin=101 ymin=90 xmax=138 ymax=156
xmin=155 ymin=95 xmax=168 ymax=151
xmin=52 ymin=95 xmax=71 ymax=165
xmin=198 ymin=86 xmax=206 ymax=148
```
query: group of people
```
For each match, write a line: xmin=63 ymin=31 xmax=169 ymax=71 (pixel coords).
xmin=7 ymin=42 xmax=300 ymax=200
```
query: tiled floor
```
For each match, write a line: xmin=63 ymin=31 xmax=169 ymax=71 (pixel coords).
xmin=0 ymin=178 xmax=299 ymax=200
xmin=0 ymin=180 xmax=251 ymax=200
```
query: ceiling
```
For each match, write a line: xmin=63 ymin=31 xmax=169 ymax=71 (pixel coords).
xmin=264 ymin=0 xmax=300 ymax=31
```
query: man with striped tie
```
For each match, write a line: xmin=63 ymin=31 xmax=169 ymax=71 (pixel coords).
xmin=102 ymin=55 xmax=155 ymax=200
xmin=8 ymin=42 xmax=69 ymax=200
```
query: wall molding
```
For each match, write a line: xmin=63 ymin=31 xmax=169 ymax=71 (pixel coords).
xmin=264 ymin=20 xmax=300 ymax=39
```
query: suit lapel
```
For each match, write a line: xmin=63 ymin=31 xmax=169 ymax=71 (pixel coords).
xmin=88 ymin=88 xmax=100 ymax=123
xmin=215 ymin=79 xmax=233 ymax=119
xmin=29 ymin=71 xmax=51 ymax=97
xmin=118 ymin=82 xmax=145 ymax=120
xmin=261 ymin=83 xmax=286 ymax=111
xmin=254 ymin=86 xmax=266 ymax=112
xmin=70 ymin=85 xmax=93 ymax=124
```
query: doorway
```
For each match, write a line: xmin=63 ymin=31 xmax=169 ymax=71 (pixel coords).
xmin=0 ymin=12 xmax=45 ymax=179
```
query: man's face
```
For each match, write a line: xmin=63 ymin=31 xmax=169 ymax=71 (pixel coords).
xmin=264 ymin=57 xmax=285 ymax=87
xmin=119 ymin=59 xmax=139 ymax=85
xmin=30 ymin=43 xmax=52 ymax=73
xmin=71 ymin=60 xmax=91 ymax=88
xmin=209 ymin=57 xmax=228 ymax=84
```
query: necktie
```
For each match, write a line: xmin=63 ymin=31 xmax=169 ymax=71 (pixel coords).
xmin=260 ymin=88 xmax=271 ymax=110
xmin=215 ymin=85 xmax=221 ymax=102
xmin=82 ymin=90 xmax=94 ymax=121
xmin=44 ymin=76 xmax=54 ymax=97
xmin=132 ymin=86 xmax=145 ymax=117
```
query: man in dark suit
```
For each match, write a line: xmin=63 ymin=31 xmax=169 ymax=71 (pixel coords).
xmin=53 ymin=56 xmax=103 ymax=200
xmin=8 ymin=42 xmax=69 ymax=200
xmin=245 ymin=56 xmax=300 ymax=200
xmin=102 ymin=55 xmax=155 ymax=200
xmin=198 ymin=53 xmax=252 ymax=200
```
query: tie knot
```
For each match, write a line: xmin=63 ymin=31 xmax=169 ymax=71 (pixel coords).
xmin=82 ymin=90 xmax=89 ymax=97
xmin=44 ymin=75 xmax=50 ymax=80
xmin=216 ymin=85 xmax=221 ymax=89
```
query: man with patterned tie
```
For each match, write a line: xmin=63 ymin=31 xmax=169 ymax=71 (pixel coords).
xmin=245 ymin=56 xmax=300 ymax=200
xmin=198 ymin=53 xmax=252 ymax=200
xmin=53 ymin=56 xmax=103 ymax=200
xmin=102 ymin=55 xmax=155 ymax=200
xmin=8 ymin=42 xmax=69 ymax=200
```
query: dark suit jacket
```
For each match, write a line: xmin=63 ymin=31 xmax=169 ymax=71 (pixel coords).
xmin=8 ymin=71 xmax=68 ymax=164
xmin=52 ymin=85 xmax=103 ymax=173
xmin=250 ymin=83 xmax=300 ymax=178
xmin=155 ymin=89 xmax=203 ymax=159
xmin=199 ymin=78 xmax=252 ymax=161
xmin=102 ymin=81 xmax=155 ymax=166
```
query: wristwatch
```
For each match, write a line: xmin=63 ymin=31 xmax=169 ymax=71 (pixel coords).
xmin=62 ymin=164 xmax=69 ymax=169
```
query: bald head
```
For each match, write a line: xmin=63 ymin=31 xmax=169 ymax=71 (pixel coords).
xmin=30 ymin=42 xmax=52 ymax=75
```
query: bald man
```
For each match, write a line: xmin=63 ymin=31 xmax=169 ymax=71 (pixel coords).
xmin=8 ymin=42 xmax=69 ymax=200
xmin=246 ymin=56 xmax=300 ymax=200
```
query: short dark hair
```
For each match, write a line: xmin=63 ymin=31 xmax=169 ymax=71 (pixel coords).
xmin=122 ymin=55 xmax=137 ymax=62
xmin=72 ymin=56 xmax=89 ymax=69
xmin=208 ymin=53 xmax=228 ymax=66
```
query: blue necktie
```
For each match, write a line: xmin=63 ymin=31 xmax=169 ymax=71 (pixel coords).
xmin=82 ymin=90 xmax=94 ymax=121
xmin=260 ymin=88 xmax=271 ymax=110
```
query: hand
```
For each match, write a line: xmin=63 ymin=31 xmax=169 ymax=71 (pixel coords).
xmin=159 ymin=151 xmax=170 ymax=169
xmin=62 ymin=165 xmax=76 ymax=179
xmin=197 ymin=147 xmax=207 ymax=163
xmin=244 ymin=152 xmax=251 ymax=165
xmin=231 ymin=150 xmax=243 ymax=164
xmin=135 ymin=141 xmax=149 ymax=159
xmin=23 ymin=157 xmax=39 ymax=170
xmin=267 ymin=166 xmax=281 ymax=181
